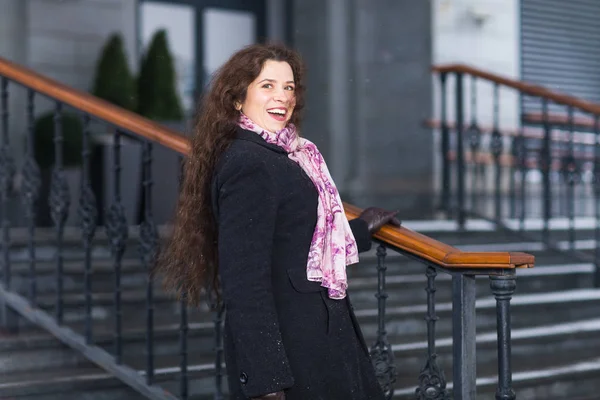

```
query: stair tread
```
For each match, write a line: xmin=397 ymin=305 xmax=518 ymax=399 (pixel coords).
xmin=22 ymin=287 xmax=600 ymax=330
xmin=0 ymin=365 xmax=112 ymax=387
xmin=355 ymin=288 xmax=600 ymax=319
xmin=349 ymin=261 xmax=594 ymax=288
xmin=0 ymin=315 xmax=215 ymax=350
xmin=7 ymin=312 xmax=600 ymax=356
xmin=9 ymin=257 xmax=144 ymax=274
xmin=8 ymin=317 xmax=581 ymax=383
xmin=394 ymin=316 xmax=600 ymax=353
xmin=3 ymin=218 xmax=598 ymax=399
xmin=392 ymin=355 xmax=600 ymax=397
xmin=35 ymin=288 xmax=173 ymax=305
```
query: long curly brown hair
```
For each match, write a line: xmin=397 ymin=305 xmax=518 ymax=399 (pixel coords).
xmin=157 ymin=43 xmax=306 ymax=307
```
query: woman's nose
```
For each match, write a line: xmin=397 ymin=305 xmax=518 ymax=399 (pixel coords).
xmin=273 ymin=87 xmax=287 ymax=101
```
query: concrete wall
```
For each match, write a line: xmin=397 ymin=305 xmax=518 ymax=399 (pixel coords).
xmin=0 ymin=0 xmax=138 ymax=167
xmin=0 ymin=0 xmax=140 ymax=226
xmin=0 ymin=0 xmax=29 ymax=160
xmin=433 ymin=0 xmax=519 ymax=129
xmin=28 ymin=0 xmax=138 ymax=105
xmin=0 ymin=0 xmax=28 ymax=66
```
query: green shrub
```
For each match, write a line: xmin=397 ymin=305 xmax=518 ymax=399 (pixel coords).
xmin=92 ymin=33 xmax=137 ymax=111
xmin=33 ymin=111 xmax=83 ymax=169
xmin=137 ymin=29 xmax=184 ymax=120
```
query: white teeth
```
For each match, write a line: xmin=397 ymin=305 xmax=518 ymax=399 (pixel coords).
xmin=268 ymin=109 xmax=286 ymax=115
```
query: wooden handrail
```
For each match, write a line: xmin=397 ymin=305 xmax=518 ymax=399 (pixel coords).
xmin=0 ymin=57 xmax=190 ymax=155
xmin=0 ymin=56 xmax=534 ymax=271
xmin=344 ymin=204 xmax=533 ymax=269
xmin=433 ymin=64 xmax=600 ymax=116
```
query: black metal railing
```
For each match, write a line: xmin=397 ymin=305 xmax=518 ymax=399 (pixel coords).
xmin=433 ymin=65 xmax=600 ymax=287
xmin=0 ymin=72 xmax=182 ymax=400
xmin=362 ymin=238 xmax=521 ymax=400
xmin=0 ymin=60 xmax=530 ymax=400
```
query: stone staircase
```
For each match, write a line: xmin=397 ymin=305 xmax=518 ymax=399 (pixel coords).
xmin=1 ymin=222 xmax=600 ymax=399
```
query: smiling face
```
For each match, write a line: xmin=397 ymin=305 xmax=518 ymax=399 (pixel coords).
xmin=237 ymin=60 xmax=296 ymax=133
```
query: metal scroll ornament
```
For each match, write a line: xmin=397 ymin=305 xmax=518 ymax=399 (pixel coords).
xmin=0 ymin=146 xmax=15 ymax=195
xmin=138 ymin=219 xmax=158 ymax=266
xmin=106 ymin=202 xmax=128 ymax=258
xmin=21 ymin=156 xmax=41 ymax=218
xmin=49 ymin=168 xmax=70 ymax=227
xmin=79 ymin=185 xmax=98 ymax=240
xmin=371 ymin=338 xmax=397 ymax=399
xmin=415 ymin=354 xmax=450 ymax=400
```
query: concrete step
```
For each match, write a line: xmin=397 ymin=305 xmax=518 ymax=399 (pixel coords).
xmin=8 ymin=258 xmax=148 ymax=295
xmin=0 ymin=325 xmax=221 ymax=398
xmin=8 ymin=217 xmax=598 ymax=247
xmin=9 ymin=254 xmax=588 ymax=315
xmin=393 ymin=356 xmax=600 ymax=399
xmin=5 ymin=292 xmax=600 ymax=396
xmin=0 ymin=318 xmax=216 ymax=376
xmin=388 ymin=317 xmax=600 ymax=390
xmin=348 ymin=262 xmax=595 ymax=308
xmin=0 ymin=358 xmax=225 ymax=399
xmin=27 ymin=290 xmax=211 ymax=330
xmin=0 ymin=367 xmax=146 ymax=399
xmin=0 ymin=332 xmax=224 ymax=399
xmin=402 ymin=217 xmax=600 ymax=238
xmin=6 ymin=226 xmax=171 ymax=248
xmin=356 ymin=288 xmax=600 ymax=341
xmin=3 ymin=221 xmax=597 ymax=399
xmin=17 ymin=284 xmax=600 ymax=347
xmin=6 ymin=316 xmax=600 ymax=400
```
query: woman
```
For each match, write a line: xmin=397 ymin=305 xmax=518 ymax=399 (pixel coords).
xmin=159 ymin=43 xmax=400 ymax=400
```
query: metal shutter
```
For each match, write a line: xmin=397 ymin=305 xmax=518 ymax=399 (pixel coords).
xmin=520 ymin=0 xmax=600 ymax=115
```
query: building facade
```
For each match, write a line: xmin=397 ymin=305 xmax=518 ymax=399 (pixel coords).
xmin=1 ymin=0 xmax=573 ymax=217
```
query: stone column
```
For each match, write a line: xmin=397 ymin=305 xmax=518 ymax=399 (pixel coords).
xmin=0 ymin=0 xmax=28 ymax=168
xmin=293 ymin=0 xmax=434 ymax=216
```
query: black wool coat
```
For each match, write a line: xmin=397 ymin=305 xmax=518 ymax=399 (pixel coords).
xmin=211 ymin=127 xmax=385 ymax=400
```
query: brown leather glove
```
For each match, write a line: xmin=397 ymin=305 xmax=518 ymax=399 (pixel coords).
xmin=358 ymin=207 xmax=401 ymax=234
xmin=251 ymin=392 xmax=285 ymax=400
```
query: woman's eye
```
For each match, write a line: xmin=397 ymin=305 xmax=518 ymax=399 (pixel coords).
xmin=262 ymin=83 xmax=273 ymax=89
xmin=285 ymin=86 xmax=295 ymax=91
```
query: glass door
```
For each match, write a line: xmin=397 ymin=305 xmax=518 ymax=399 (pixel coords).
xmin=139 ymin=0 xmax=266 ymax=110
xmin=139 ymin=1 xmax=197 ymax=115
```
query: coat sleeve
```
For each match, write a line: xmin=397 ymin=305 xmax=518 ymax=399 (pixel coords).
xmin=215 ymin=153 xmax=294 ymax=397
xmin=348 ymin=218 xmax=372 ymax=253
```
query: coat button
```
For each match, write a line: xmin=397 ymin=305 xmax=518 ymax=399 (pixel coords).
xmin=240 ymin=372 xmax=248 ymax=384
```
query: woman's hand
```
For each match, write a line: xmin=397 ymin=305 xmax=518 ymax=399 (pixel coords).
xmin=251 ymin=391 xmax=286 ymax=400
xmin=358 ymin=207 xmax=401 ymax=234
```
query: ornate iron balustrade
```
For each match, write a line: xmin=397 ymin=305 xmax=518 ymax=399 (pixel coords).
xmin=432 ymin=64 xmax=600 ymax=287
xmin=0 ymin=56 xmax=534 ymax=400
xmin=344 ymin=204 xmax=532 ymax=400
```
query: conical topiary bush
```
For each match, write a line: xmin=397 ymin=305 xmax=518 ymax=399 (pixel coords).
xmin=137 ymin=29 xmax=184 ymax=120
xmin=92 ymin=33 xmax=137 ymax=111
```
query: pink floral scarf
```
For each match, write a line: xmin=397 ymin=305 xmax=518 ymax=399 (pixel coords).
xmin=238 ymin=113 xmax=359 ymax=299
